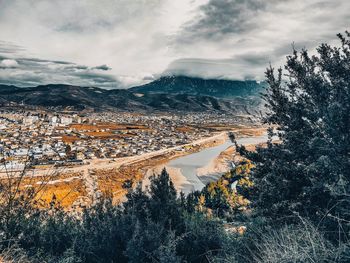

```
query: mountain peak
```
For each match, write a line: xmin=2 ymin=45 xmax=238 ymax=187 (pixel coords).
xmin=130 ymin=75 xmax=265 ymax=98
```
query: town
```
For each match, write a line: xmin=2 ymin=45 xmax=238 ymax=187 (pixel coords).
xmin=0 ymin=108 xmax=253 ymax=172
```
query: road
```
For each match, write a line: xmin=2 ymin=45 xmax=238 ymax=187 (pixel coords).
xmin=0 ymin=132 xmax=228 ymax=179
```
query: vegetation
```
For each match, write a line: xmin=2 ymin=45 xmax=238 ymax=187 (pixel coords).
xmin=185 ymin=160 xmax=253 ymax=218
xmin=237 ymin=32 xmax=350 ymax=231
xmin=0 ymin=169 xmax=237 ymax=262
xmin=0 ymin=32 xmax=350 ymax=262
xmin=231 ymin=32 xmax=350 ymax=261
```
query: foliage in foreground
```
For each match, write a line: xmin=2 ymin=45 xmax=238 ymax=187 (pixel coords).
xmin=237 ymin=32 xmax=350 ymax=236
xmin=215 ymin=217 xmax=350 ymax=263
xmin=1 ymin=155 xmax=348 ymax=263
xmin=0 ymin=169 xmax=234 ymax=263
xmin=185 ymin=160 xmax=253 ymax=219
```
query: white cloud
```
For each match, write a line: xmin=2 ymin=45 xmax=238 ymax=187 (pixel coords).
xmin=0 ymin=0 xmax=205 ymax=86
xmin=0 ymin=0 xmax=348 ymax=86
xmin=0 ymin=59 xmax=18 ymax=68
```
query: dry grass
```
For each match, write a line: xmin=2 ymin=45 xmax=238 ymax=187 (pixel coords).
xmin=36 ymin=179 xmax=87 ymax=207
xmin=97 ymin=166 xmax=143 ymax=203
xmin=252 ymin=221 xmax=337 ymax=263
xmin=0 ymin=246 xmax=31 ymax=263
xmin=0 ymin=171 xmax=87 ymax=208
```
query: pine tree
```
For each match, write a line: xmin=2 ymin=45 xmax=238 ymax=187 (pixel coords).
xmin=148 ymin=168 xmax=181 ymax=228
xmin=240 ymin=33 xmax=350 ymax=232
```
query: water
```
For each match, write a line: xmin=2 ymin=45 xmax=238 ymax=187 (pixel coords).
xmin=167 ymin=133 xmax=268 ymax=193
xmin=168 ymin=141 xmax=233 ymax=191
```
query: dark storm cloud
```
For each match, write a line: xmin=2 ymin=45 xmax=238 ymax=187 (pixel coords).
xmin=169 ymin=0 xmax=350 ymax=80
xmin=178 ymin=0 xmax=350 ymax=45
xmin=178 ymin=0 xmax=268 ymax=43
xmin=92 ymin=65 xmax=111 ymax=71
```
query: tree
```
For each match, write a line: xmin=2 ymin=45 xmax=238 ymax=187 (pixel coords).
xmin=148 ymin=168 xmax=181 ymax=228
xmin=195 ymin=161 xmax=253 ymax=218
xmin=122 ymin=169 xmax=183 ymax=262
xmin=239 ymin=32 xmax=350 ymax=232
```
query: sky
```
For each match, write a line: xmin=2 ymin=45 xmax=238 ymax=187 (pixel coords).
xmin=0 ymin=0 xmax=349 ymax=88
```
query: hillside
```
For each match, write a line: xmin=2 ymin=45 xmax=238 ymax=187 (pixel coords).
xmin=130 ymin=75 xmax=265 ymax=98
xmin=0 ymin=83 xmax=262 ymax=114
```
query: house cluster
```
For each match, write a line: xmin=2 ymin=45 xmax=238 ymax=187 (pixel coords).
xmin=0 ymin=110 xmax=237 ymax=170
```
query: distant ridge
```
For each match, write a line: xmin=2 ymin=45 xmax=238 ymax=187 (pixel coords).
xmin=129 ymin=75 xmax=265 ymax=98
xmin=0 ymin=77 xmax=264 ymax=114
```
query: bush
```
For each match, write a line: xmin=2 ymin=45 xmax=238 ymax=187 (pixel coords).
xmin=216 ymin=217 xmax=350 ymax=263
xmin=0 ymin=245 xmax=32 ymax=263
xmin=253 ymin=221 xmax=335 ymax=262
xmin=0 ymin=168 xmax=237 ymax=262
xmin=236 ymin=32 xmax=350 ymax=238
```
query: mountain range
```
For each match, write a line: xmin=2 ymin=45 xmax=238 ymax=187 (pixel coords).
xmin=130 ymin=76 xmax=264 ymax=98
xmin=0 ymin=76 xmax=265 ymax=113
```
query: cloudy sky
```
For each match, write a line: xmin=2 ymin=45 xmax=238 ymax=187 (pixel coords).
xmin=0 ymin=0 xmax=349 ymax=88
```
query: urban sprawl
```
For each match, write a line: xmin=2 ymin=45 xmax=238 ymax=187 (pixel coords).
xmin=0 ymin=109 xmax=252 ymax=172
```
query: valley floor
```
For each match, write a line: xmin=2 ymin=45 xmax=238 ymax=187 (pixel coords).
xmin=6 ymin=126 xmax=267 ymax=208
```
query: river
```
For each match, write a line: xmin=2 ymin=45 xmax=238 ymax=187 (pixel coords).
xmin=166 ymin=133 xmax=268 ymax=193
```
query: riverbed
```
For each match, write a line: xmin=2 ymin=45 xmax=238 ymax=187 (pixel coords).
xmin=164 ymin=133 xmax=268 ymax=194
xmin=167 ymin=141 xmax=233 ymax=192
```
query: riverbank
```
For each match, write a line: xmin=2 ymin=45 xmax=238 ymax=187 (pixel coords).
xmin=13 ymin=131 xmax=231 ymax=207
xmin=144 ymin=130 xmax=268 ymax=195
xmin=9 ymin=126 xmax=267 ymax=207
